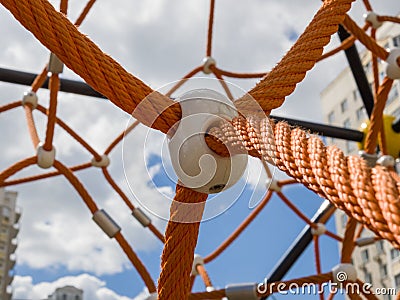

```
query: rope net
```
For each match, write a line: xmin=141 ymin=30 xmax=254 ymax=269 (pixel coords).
xmin=0 ymin=0 xmax=399 ymax=299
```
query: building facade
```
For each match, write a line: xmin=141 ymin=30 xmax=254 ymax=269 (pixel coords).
xmin=47 ymin=286 xmax=84 ymax=300
xmin=321 ymin=20 xmax=400 ymax=299
xmin=0 ymin=188 xmax=20 ymax=300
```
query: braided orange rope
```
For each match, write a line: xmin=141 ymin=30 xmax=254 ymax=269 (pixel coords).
xmin=158 ymin=185 xmax=207 ymax=300
xmin=43 ymin=74 xmax=59 ymax=151
xmin=207 ymin=117 xmax=400 ymax=247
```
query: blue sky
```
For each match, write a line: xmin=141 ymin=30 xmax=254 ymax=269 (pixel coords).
xmin=0 ymin=0 xmax=399 ymax=299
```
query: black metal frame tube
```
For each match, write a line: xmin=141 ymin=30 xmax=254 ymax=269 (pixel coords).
xmin=261 ymin=201 xmax=336 ymax=300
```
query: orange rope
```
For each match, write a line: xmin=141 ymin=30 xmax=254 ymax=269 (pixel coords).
xmin=23 ymin=104 xmax=40 ymax=147
xmin=235 ymin=0 xmax=355 ymax=114
xmin=158 ymin=185 xmax=207 ymax=300
xmin=43 ymin=74 xmax=59 ymax=151
xmin=0 ymin=156 xmax=37 ymax=183
xmin=341 ymin=217 xmax=357 ymax=263
xmin=196 ymin=264 xmax=213 ymax=288
xmin=204 ymin=190 xmax=272 ymax=263
xmin=31 ymin=67 xmax=48 ymax=92
xmin=1 ymin=162 xmax=91 ymax=187
xmin=377 ymin=15 xmax=400 ymax=24
xmin=59 ymin=0 xmax=67 ymax=15
xmin=212 ymin=66 xmax=267 ymax=79
xmin=0 ymin=100 xmax=22 ymax=113
xmin=206 ymin=117 xmax=400 ymax=247
xmin=342 ymin=15 xmax=388 ymax=61
xmin=364 ymin=77 xmax=394 ymax=154
xmin=74 ymin=0 xmax=96 ymax=26
xmin=165 ymin=66 xmax=203 ymax=97
xmin=104 ymin=120 xmax=140 ymax=155
xmin=277 ymin=191 xmax=313 ymax=225
xmin=53 ymin=160 xmax=98 ymax=213
xmin=206 ymin=0 xmax=215 ymax=57
xmin=114 ymin=232 xmax=156 ymax=293
xmin=362 ymin=0 xmax=372 ymax=11
xmin=36 ymin=105 xmax=102 ymax=160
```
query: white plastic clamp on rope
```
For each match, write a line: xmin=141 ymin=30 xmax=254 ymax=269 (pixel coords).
xmin=144 ymin=293 xmax=157 ymax=300
xmin=266 ymin=178 xmax=281 ymax=192
xmin=358 ymin=150 xmax=378 ymax=168
xmin=225 ymin=283 xmax=259 ymax=300
xmin=22 ymin=91 xmax=38 ymax=109
xmin=363 ymin=12 xmax=382 ymax=29
xmin=36 ymin=142 xmax=56 ymax=169
xmin=132 ymin=207 xmax=151 ymax=227
xmin=191 ymin=254 xmax=204 ymax=276
xmin=202 ymin=56 xmax=216 ymax=74
xmin=48 ymin=53 xmax=64 ymax=74
xmin=311 ymin=223 xmax=326 ymax=236
xmin=92 ymin=209 xmax=121 ymax=238
xmin=395 ymin=158 xmax=400 ymax=175
xmin=355 ymin=237 xmax=376 ymax=247
xmin=168 ymin=89 xmax=247 ymax=194
xmin=331 ymin=263 xmax=357 ymax=284
xmin=91 ymin=154 xmax=110 ymax=168
xmin=377 ymin=155 xmax=395 ymax=167
xmin=385 ymin=48 xmax=400 ymax=80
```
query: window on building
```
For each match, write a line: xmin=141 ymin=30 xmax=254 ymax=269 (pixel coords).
xmin=328 ymin=111 xmax=335 ymax=124
xmin=62 ymin=294 xmax=67 ymax=300
xmin=379 ymin=264 xmax=388 ymax=277
xmin=395 ymin=273 xmax=400 ymax=288
xmin=346 ymin=141 xmax=356 ymax=153
xmin=341 ymin=99 xmax=348 ymax=113
xmin=391 ymin=248 xmax=400 ymax=260
xmin=379 ymin=71 xmax=385 ymax=82
xmin=392 ymin=108 xmax=400 ymax=119
xmin=376 ymin=240 xmax=385 ymax=253
xmin=75 ymin=296 xmax=80 ymax=300
xmin=341 ymin=213 xmax=347 ymax=228
xmin=387 ymin=85 xmax=399 ymax=106
xmin=393 ymin=35 xmax=400 ymax=47
xmin=361 ymin=249 xmax=369 ymax=263
xmin=356 ymin=107 xmax=367 ymax=121
xmin=343 ymin=118 xmax=351 ymax=128
xmin=353 ymin=89 xmax=360 ymax=101
xmin=364 ymin=272 xmax=372 ymax=284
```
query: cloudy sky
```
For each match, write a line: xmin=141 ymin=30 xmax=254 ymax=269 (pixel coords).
xmin=0 ymin=0 xmax=399 ymax=299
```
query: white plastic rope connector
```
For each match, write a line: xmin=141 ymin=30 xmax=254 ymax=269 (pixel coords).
xmin=132 ymin=207 xmax=151 ymax=227
xmin=377 ymin=155 xmax=395 ymax=167
xmin=311 ymin=223 xmax=326 ymax=236
xmin=168 ymin=89 xmax=247 ymax=194
xmin=363 ymin=12 xmax=382 ymax=29
xmin=92 ymin=209 xmax=121 ymax=238
xmin=359 ymin=150 xmax=378 ymax=168
xmin=22 ymin=91 xmax=38 ymax=109
xmin=266 ymin=178 xmax=281 ymax=192
xmin=191 ymin=254 xmax=204 ymax=276
xmin=385 ymin=48 xmax=400 ymax=80
xmin=225 ymin=283 xmax=259 ymax=300
xmin=36 ymin=142 xmax=56 ymax=169
xmin=202 ymin=56 xmax=216 ymax=74
xmin=331 ymin=263 xmax=357 ymax=284
xmin=48 ymin=53 xmax=64 ymax=74
xmin=91 ymin=154 xmax=110 ymax=168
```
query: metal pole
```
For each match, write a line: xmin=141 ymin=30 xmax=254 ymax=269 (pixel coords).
xmin=0 ymin=67 xmax=364 ymax=142
xmin=337 ymin=25 xmax=375 ymax=118
xmin=0 ymin=67 xmax=105 ymax=99
xmin=261 ymin=200 xmax=336 ymax=300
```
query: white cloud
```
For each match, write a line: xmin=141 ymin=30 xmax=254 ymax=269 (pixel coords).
xmin=13 ymin=274 xmax=134 ymax=300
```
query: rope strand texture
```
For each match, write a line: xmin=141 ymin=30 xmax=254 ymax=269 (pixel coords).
xmin=158 ymin=185 xmax=208 ymax=300
xmin=206 ymin=116 xmax=400 ymax=247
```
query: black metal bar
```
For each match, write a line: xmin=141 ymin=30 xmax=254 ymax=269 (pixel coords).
xmin=270 ymin=115 xmax=364 ymax=142
xmin=337 ymin=25 xmax=374 ymax=118
xmin=392 ymin=116 xmax=400 ymax=133
xmin=261 ymin=201 xmax=335 ymax=300
xmin=0 ymin=67 xmax=106 ymax=99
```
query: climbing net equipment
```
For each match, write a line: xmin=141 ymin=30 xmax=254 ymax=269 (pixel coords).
xmin=1 ymin=0 xmax=400 ymax=299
